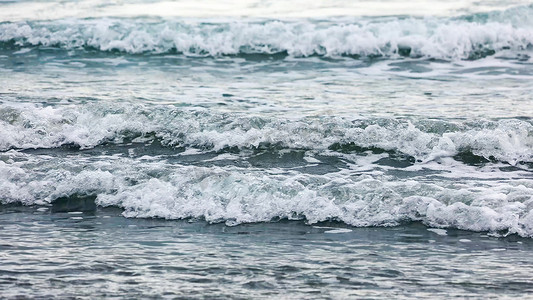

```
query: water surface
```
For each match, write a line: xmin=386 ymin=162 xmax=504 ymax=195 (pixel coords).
xmin=1 ymin=0 xmax=533 ymax=298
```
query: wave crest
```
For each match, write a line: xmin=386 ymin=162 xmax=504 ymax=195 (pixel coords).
xmin=1 ymin=103 xmax=531 ymax=165
xmin=2 ymin=158 xmax=533 ymax=237
xmin=1 ymin=13 xmax=532 ymax=59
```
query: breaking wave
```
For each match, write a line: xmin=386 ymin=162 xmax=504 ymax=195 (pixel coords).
xmin=1 ymin=103 xmax=532 ymax=165
xmin=1 ymin=5 xmax=532 ymax=59
xmin=1 ymin=149 xmax=533 ymax=237
xmin=1 ymin=102 xmax=532 ymax=237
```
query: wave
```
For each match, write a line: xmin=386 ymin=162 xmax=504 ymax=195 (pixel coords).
xmin=1 ymin=6 xmax=533 ymax=59
xmin=1 ymin=103 xmax=532 ymax=165
xmin=1 ymin=103 xmax=532 ymax=237
xmin=1 ymin=150 xmax=533 ymax=237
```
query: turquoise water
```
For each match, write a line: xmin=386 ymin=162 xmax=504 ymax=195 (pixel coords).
xmin=1 ymin=0 xmax=533 ymax=298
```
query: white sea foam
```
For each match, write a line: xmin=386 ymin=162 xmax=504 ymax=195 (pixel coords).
xmin=1 ymin=151 xmax=533 ymax=237
xmin=324 ymin=228 xmax=353 ymax=234
xmin=2 ymin=0 xmax=531 ymax=21
xmin=427 ymin=228 xmax=448 ymax=236
xmin=1 ymin=11 xmax=532 ymax=59
xmin=0 ymin=103 xmax=531 ymax=165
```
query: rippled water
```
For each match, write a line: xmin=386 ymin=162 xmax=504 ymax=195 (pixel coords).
xmin=2 ymin=205 xmax=533 ymax=299
xmin=1 ymin=0 xmax=533 ymax=298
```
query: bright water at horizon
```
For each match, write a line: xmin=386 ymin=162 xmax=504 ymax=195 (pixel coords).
xmin=1 ymin=0 xmax=533 ymax=298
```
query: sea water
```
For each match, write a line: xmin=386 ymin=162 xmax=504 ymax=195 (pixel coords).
xmin=1 ymin=0 xmax=533 ymax=298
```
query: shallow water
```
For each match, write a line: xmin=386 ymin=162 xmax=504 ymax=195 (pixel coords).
xmin=2 ymin=205 xmax=533 ymax=299
xmin=1 ymin=0 xmax=533 ymax=298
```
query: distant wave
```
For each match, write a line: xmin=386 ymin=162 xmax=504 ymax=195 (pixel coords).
xmin=1 ymin=5 xmax=532 ymax=59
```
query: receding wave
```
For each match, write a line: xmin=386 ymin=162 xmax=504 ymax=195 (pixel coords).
xmin=1 ymin=6 xmax=533 ymax=59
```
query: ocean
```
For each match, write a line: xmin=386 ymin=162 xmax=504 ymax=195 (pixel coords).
xmin=1 ymin=0 xmax=533 ymax=298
